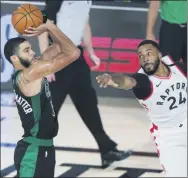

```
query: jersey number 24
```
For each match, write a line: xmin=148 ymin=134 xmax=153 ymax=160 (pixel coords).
xmin=168 ymin=92 xmax=186 ymax=110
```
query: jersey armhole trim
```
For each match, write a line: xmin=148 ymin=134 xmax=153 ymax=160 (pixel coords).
xmin=143 ymin=81 xmax=154 ymax=101
xmin=168 ymin=55 xmax=187 ymax=78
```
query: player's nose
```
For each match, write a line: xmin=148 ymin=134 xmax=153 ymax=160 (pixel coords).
xmin=31 ymin=51 xmax=36 ymax=57
xmin=143 ymin=57 xmax=149 ymax=63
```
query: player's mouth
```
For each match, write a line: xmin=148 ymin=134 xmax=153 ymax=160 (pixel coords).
xmin=33 ymin=56 xmax=40 ymax=61
xmin=144 ymin=63 xmax=153 ymax=69
xmin=34 ymin=56 xmax=40 ymax=60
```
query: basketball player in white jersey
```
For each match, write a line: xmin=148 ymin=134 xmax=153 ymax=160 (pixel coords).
xmin=96 ymin=40 xmax=187 ymax=177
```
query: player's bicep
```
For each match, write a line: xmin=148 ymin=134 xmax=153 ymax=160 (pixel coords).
xmin=21 ymin=60 xmax=53 ymax=82
xmin=21 ymin=44 xmax=61 ymax=81
xmin=40 ymin=43 xmax=61 ymax=61
xmin=132 ymin=73 xmax=152 ymax=100
xmin=22 ymin=52 xmax=75 ymax=82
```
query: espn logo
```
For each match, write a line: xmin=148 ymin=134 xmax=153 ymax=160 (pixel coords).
xmin=82 ymin=37 xmax=142 ymax=73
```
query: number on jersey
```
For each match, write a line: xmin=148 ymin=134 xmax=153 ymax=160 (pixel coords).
xmin=168 ymin=92 xmax=186 ymax=110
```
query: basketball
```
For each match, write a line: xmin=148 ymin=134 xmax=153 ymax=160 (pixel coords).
xmin=12 ymin=4 xmax=43 ymax=35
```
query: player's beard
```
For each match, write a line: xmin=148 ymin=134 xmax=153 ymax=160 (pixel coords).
xmin=142 ymin=58 xmax=160 ymax=75
xmin=19 ymin=57 xmax=32 ymax=68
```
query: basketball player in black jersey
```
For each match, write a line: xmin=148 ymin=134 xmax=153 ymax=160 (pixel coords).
xmin=4 ymin=19 xmax=80 ymax=177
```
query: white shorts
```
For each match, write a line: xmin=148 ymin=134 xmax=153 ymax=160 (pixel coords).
xmin=150 ymin=119 xmax=187 ymax=177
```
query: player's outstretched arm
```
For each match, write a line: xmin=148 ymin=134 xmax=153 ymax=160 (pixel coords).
xmin=21 ymin=20 xmax=80 ymax=82
xmin=96 ymin=73 xmax=152 ymax=100
xmin=96 ymin=73 xmax=137 ymax=90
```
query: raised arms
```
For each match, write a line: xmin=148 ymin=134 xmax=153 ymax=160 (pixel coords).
xmin=21 ymin=20 xmax=80 ymax=82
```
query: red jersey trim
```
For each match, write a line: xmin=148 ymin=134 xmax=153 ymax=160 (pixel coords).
xmin=153 ymin=70 xmax=172 ymax=79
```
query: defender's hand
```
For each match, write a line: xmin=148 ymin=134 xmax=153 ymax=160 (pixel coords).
xmin=96 ymin=74 xmax=118 ymax=88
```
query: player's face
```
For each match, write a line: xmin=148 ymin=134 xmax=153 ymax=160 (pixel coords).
xmin=17 ymin=41 xmax=36 ymax=68
xmin=138 ymin=44 xmax=161 ymax=75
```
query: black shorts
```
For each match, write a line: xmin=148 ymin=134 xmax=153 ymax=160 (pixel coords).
xmin=14 ymin=139 xmax=55 ymax=178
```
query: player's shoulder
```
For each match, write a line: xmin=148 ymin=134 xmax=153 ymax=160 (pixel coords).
xmin=12 ymin=70 xmax=21 ymax=84
xmin=14 ymin=69 xmax=43 ymax=88
xmin=169 ymin=62 xmax=187 ymax=76
xmin=162 ymin=56 xmax=187 ymax=75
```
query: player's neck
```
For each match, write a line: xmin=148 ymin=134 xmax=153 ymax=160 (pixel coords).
xmin=15 ymin=64 xmax=26 ymax=71
xmin=154 ymin=63 xmax=170 ymax=77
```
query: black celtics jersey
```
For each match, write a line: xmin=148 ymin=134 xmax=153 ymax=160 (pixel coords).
xmin=12 ymin=71 xmax=58 ymax=139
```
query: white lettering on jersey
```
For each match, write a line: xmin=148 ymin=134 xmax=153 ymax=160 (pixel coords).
xmin=15 ymin=94 xmax=32 ymax=114
xmin=44 ymin=79 xmax=55 ymax=117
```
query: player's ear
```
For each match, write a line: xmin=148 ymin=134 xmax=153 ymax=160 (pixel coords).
xmin=10 ymin=55 xmax=19 ymax=63
xmin=158 ymin=52 xmax=162 ymax=59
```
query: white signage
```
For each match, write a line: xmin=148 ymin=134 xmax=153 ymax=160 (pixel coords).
xmin=1 ymin=14 xmax=19 ymax=83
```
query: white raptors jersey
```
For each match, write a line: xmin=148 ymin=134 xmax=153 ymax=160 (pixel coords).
xmin=138 ymin=56 xmax=187 ymax=128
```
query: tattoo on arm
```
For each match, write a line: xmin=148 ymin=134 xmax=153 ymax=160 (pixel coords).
xmin=111 ymin=74 xmax=136 ymax=90
xmin=111 ymin=75 xmax=126 ymax=89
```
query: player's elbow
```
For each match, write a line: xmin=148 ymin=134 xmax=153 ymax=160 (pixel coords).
xmin=69 ymin=48 xmax=81 ymax=62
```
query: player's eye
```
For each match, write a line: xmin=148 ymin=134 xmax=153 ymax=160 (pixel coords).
xmin=24 ymin=48 xmax=29 ymax=52
xmin=148 ymin=52 xmax=152 ymax=56
xmin=139 ymin=55 xmax=144 ymax=59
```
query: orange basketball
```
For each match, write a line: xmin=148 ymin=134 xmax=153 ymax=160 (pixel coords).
xmin=12 ymin=4 xmax=43 ymax=35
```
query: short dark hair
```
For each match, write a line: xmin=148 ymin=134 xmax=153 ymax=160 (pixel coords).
xmin=4 ymin=37 xmax=27 ymax=64
xmin=137 ymin=40 xmax=161 ymax=52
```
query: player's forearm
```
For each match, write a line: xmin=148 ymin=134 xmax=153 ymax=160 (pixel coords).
xmin=46 ymin=20 xmax=79 ymax=56
xmin=111 ymin=74 xmax=136 ymax=90
xmin=147 ymin=1 xmax=160 ymax=34
xmin=83 ymin=23 xmax=94 ymax=55
xmin=38 ymin=32 xmax=49 ymax=54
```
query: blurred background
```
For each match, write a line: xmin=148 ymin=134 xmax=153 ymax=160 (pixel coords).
xmin=1 ymin=0 xmax=161 ymax=105
xmin=1 ymin=1 xmax=165 ymax=177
